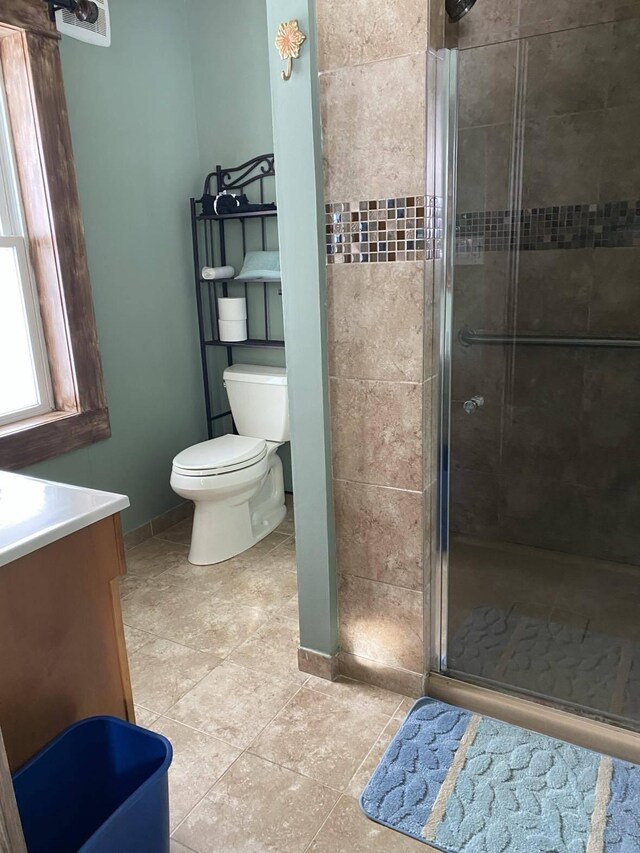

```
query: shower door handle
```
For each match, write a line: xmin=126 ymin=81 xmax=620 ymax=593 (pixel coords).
xmin=463 ymin=395 xmax=485 ymax=414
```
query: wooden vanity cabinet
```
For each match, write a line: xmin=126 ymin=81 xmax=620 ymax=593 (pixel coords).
xmin=0 ymin=514 xmax=133 ymax=772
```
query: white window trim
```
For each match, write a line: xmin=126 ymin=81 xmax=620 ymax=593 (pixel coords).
xmin=0 ymin=63 xmax=53 ymax=428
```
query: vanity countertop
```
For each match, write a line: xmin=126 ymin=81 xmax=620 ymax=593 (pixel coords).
xmin=0 ymin=471 xmax=129 ymax=568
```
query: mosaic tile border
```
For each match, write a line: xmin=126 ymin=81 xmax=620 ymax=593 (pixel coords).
xmin=325 ymin=196 xmax=443 ymax=264
xmin=457 ymin=200 xmax=640 ymax=254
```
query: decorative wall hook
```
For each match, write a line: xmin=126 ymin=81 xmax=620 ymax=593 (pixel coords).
xmin=275 ymin=19 xmax=307 ymax=81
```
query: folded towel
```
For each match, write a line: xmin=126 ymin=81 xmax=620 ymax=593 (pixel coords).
xmin=201 ymin=265 xmax=235 ymax=280
xmin=235 ymin=251 xmax=280 ymax=281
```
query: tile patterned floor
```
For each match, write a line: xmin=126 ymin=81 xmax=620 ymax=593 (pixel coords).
xmin=121 ymin=502 xmax=430 ymax=852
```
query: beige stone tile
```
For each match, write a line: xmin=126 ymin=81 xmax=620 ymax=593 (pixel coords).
xmin=458 ymin=40 xmax=517 ymax=129
xmin=339 ymin=651 xmax=424 ymax=698
xmin=129 ymin=637 xmax=220 ymax=715
xmin=429 ymin=0 xmax=446 ymax=49
xmin=522 ymin=112 xmax=604 ymax=208
xmin=346 ymin=716 xmax=402 ymax=799
xmin=339 ymin=575 xmax=423 ymax=673
xmin=456 ymin=0 xmax=518 ymax=49
xmin=151 ymin=717 xmax=240 ymax=831
xmin=122 ymin=577 xmax=268 ymax=656
xmin=524 ymin=25 xmax=611 ymax=119
xmin=134 ymin=705 xmax=159 ymax=728
xmin=334 ymin=479 xmax=423 ymax=591
xmin=155 ymin=517 xmax=192 ymax=547
xmin=170 ymin=841 xmax=196 ymax=853
xmin=246 ymin=530 xmax=291 ymax=558
xmin=124 ymin=522 xmax=152 ymax=551
xmin=119 ymin=573 xmax=153 ymax=601
xmin=330 ymin=378 xmax=423 ymax=491
xmin=256 ymin=542 xmax=298 ymax=574
xmin=601 ymin=105 xmax=640 ymax=200
xmin=277 ymin=593 xmax=300 ymax=621
xmin=160 ymin=555 xmax=247 ymax=594
xmin=125 ymin=537 xmax=190 ymax=579
xmin=250 ymin=688 xmax=390 ymax=791
xmin=269 ymin=536 xmax=296 ymax=561
xmin=120 ymin=568 xmax=179 ymax=601
xmin=124 ymin=624 xmax=154 ymax=655
xmin=167 ymin=661 xmax=299 ymax=749
xmin=308 ymin=795 xmax=428 ymax=852
xmin=279 ymin=505 xmax=295 ymax=536
xmin=518 ymin=0 xmax=617 ymax=37
xmin=394 ymin=697 xmax=417 ymax=721
xmin=167 ymin=556 xmax=297 ymax=614
xmin=328 ymin=263 xmax=424 ymax=383
xmin=305 ymin=675 xmax=404 ymax=717
xmin=316 ymin=0 xmax=427 ymax=71
xmin=227 ymin=612 xmax=307 ymax=684
xmin=216 ymin=562 xmax=297 ymax=612
xmin=320 ymin=54 xmax=426 ymax=201
xmin=174 ymin=753 xmax=338 ymax=853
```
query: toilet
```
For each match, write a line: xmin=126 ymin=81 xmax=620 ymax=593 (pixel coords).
xmin=170 ymin=364 xmax=289 ymax=565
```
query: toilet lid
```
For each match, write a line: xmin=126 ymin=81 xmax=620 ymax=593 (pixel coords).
xmin=172 ymin=434 xmax=267 ymax=476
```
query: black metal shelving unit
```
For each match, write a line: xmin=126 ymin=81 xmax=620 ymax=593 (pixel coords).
xmin=190 ymin=154 xmax=283 ymax=439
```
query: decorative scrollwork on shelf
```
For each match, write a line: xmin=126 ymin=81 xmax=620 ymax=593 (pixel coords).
xmin=201 ymin=154 xmax=275 ymax=198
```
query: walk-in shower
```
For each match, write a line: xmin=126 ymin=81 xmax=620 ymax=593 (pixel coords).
xmin=434 ymin=3 xmax=640 ymax=729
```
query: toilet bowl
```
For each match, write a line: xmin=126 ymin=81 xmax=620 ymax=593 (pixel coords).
xmin=170 ymin=364 xmax=289 ymax=565
xmin=171 ymin=434 xmax=286 ymax=565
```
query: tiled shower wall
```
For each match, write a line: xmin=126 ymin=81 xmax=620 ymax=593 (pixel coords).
xmin=317 ymin=1 xmax=445 ymax=695
xmin=449 ymin=2 xmax=640 ymax=564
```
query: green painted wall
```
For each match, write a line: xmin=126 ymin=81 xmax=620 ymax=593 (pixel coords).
xmin=266 ymin=0 xmax=338 ymax=656
xmin=188 ymin=0 xmax=274 ymax=171
xmin=24 ymin=0 xmax=207 ymax=532
xmin=187 ymin=0 xmax=291 ymax=489
xmin=24 ymin=0 xmax=296 ymax=528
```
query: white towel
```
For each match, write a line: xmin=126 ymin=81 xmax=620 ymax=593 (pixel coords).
xmin=201 ymin=265 xmax=235 ymax=280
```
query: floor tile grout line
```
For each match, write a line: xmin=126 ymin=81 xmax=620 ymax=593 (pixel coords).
xmin=335 ymin=710 xmax=403 ymax=801
xmin=339 ymin=567 xmax=424 ymax=594
xmin=170 ymin=686 xmax=309 ymax=840
xmin=160 ymin=663 xmax=304 ymax=751
xmin=127 ymin=631 xmax=225 ymax=662
xmin=301 ymin=794 xmax=345 ymax=853
xmin=156 ymin=712 xmax=246 ymax=752
xmin=302 ymin=681 xmax=401 ymax=719
xmin=170 ymin=748 xmax=249 ymax=840
xmin=244 ymin=683 xmax=306 ymax=752
xmin=245 ymin=686 xmax=396 ymax=795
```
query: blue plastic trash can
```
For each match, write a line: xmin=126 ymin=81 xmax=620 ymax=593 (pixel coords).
xmin=12 ymin=716 xmax=172 ymax=853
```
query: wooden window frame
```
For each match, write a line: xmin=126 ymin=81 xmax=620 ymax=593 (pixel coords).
xmin=0 ymin=0 xmax=110 ymax=469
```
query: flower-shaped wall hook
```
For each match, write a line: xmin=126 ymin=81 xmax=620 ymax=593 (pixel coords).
xmin=275 ymin=19 xmax=307 ymax=81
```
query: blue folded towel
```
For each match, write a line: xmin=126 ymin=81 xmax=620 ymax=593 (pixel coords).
xmin=235 ymin=251 xmax=281 ymax=281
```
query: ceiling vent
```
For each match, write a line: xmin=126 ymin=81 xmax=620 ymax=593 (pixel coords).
xmin=56 ymin=0 xmax=111 ymax=47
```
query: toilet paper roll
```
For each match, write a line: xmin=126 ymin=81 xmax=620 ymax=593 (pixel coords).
xmin=218 ymin=297 xmax=247 ymax=321
xmin=201 ymin=265 xmax=235 ymax=280
xmin=219 ymin=319 xmax=248 ymax=342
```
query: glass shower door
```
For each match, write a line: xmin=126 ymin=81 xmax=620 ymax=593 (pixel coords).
xmin=443 ymin=17 xmax=640 ymax=725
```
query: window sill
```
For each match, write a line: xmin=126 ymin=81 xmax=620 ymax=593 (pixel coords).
xmin=0 ymin=407 xmax=111 ymax=470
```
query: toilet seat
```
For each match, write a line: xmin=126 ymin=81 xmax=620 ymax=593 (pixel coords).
xmin=172 ymin=434 xmax=267 ymax=477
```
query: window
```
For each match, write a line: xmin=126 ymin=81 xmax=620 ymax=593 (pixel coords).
xmin=0 ymin=67 xmax=53 ymax=427
xmin=0 ymin=7 xmax=110 ymax=469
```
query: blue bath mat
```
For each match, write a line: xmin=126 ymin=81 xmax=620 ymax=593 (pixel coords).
xmin=361 ymin=698 xmax=640 ymax=852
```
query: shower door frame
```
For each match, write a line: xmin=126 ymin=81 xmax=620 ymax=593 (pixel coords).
xmin=429 ymin=47 xmax=458 ymax=679
xmin=428 ymin=46 xmax=640 ymax=743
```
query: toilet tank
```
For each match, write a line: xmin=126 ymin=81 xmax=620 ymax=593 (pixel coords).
xmin=223 ymin=364 xmax=290 ymax=441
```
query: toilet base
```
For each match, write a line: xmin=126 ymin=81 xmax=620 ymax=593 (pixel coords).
xmin=187 ymin=450 xmax=286 ymax=565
